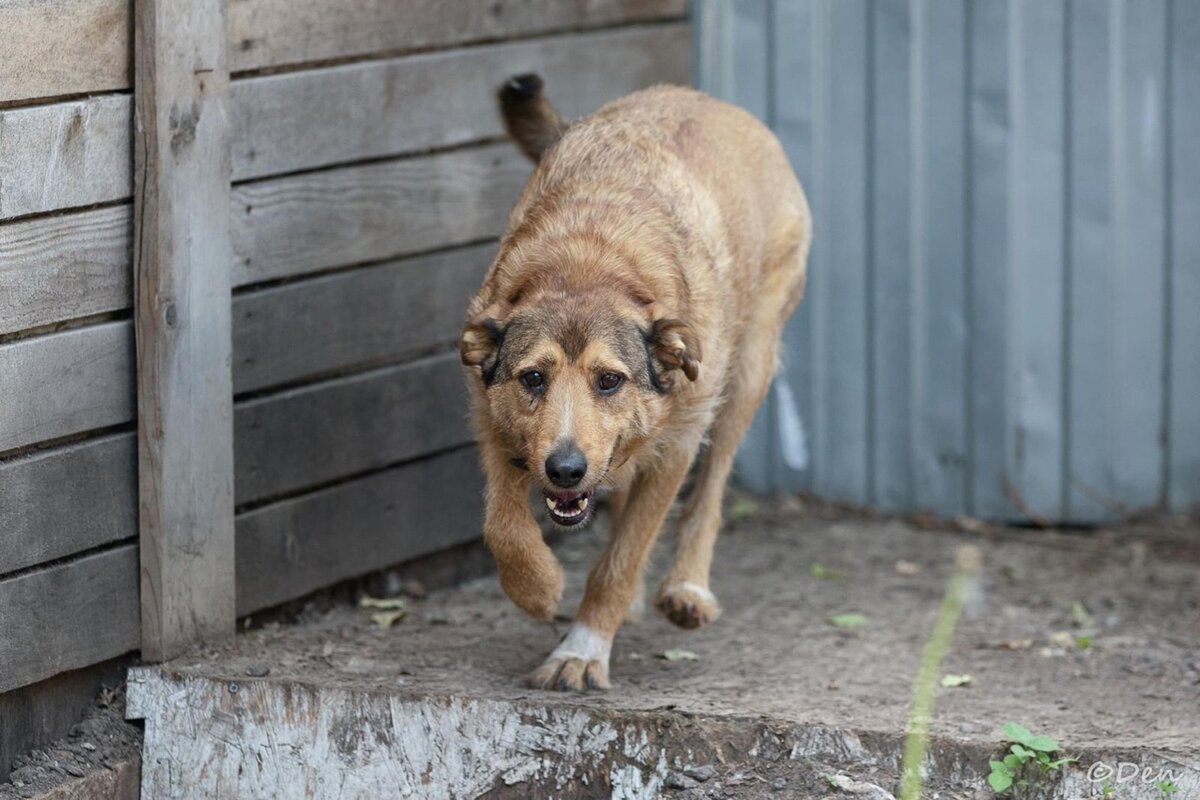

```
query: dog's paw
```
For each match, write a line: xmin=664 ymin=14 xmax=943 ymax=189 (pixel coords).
xmin=530 ymin=656 xmax=610 ymax=692
xmin=656 ymin=581 xmax=721 ymax=630
xmin=498 ymin=557 xmax=564 ymax=621
xmin=530 ymin=623 xmax=612 ymax=691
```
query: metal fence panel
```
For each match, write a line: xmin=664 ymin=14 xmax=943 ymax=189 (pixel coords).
xmin=698 ymin=0 xmax=1198 ymax=522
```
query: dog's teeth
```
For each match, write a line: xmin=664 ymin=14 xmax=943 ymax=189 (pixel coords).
xmin=578 ymin=497 xmax=588 ymax=511
xmin=546 ymin=497 xmax=557 ymax=511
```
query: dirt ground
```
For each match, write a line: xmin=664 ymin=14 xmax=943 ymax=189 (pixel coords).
xmin=152 ymin=497 xmax=1199 ymax=797
xmin=9 ymin=497 xmax=1200 ymax=798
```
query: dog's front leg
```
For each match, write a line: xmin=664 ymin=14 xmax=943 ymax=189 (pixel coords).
xmin=481 ymin=437 xmax=564 ymax=621
xmin=532 ymin=446 xmax=694 ymax=691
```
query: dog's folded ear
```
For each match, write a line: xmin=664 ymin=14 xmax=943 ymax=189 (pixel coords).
xmin=648 ymin=318 xmax=701 ymax=386
xmin=460 ymin=313 xmax=506 ymax=384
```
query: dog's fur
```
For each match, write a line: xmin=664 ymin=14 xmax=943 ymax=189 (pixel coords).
xmin=461 ymin=75 xmax=811 ymax=691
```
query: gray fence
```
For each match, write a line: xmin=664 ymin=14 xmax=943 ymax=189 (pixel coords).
xmin=698 ymin=0 xmax=1199 ymax=524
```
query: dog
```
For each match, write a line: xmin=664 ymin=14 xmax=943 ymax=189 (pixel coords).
xmin=460 ymin=74 xmax=810 ymax=691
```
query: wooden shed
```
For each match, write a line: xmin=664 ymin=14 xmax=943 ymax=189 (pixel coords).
xmin=0 ymin=0 xmax=690 ymax=779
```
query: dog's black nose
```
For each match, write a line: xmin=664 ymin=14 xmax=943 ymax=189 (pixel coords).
xmin=545 ymin=444 xmax=587 ymax=488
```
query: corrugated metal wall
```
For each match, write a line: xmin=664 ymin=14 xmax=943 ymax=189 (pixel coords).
xmin=698 ymin=0 xmax=1199 ymax=523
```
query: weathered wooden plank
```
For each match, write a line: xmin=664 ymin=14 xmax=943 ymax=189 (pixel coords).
xmin=232 ymin=24 xmax=691 ymax=180
xmin=230 ymin=0 xmax=685 ymax=75
xmin=232 ymin=144 xmax=529 ymax=287
xmin=816 ymin=0 xmax=870 ymax=504
xmin=236 ymin=447 xmax=482 ymax=615
xmin=0 ymin=322 xmax=134 ymax=454
xmin=0 ymin=546 xmax=139 ymax=694
xmin=1169 ymin=0 xmax=1200 ymax=513
xmin=134 ymin=0 xmax=235 ymax=660
xmin=0 ymin=433 xmax=136 ymax=576
xmin=0 ymin=95 xmax=132 ymax=220
xmin=234 ymin=352 xmax=471 ymax=505
xmin=911 ymin=0 xmax=969 ymax=516
xmin=0 ymin=0 xmax=684 ymax=103
xmin=0 ymin=659 xmax=126 ymax=784
xmin=967 ymin=0 xmax=1014 ymax=519
xmin=233 ymin=243 xmax=494 ymax=394
xmin=0 ymin=0 xmax=129 ymax=104
xmin=0 ymin=205 xmax=132 ymax=335
xmin=869 ymin=0 xmax=913 ymax=510
xmin=1006 ymin=0 xmax=1066 ymax=521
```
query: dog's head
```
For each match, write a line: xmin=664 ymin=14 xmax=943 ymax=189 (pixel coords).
xmin=461 ymin=275 xmax=699 ymax=527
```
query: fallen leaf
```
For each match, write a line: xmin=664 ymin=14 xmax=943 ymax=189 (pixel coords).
xmin=729 ymin=498 xmax=759 ymax=519
xmin=894 ymin=560 xmax=922 ymax=576
xmin=1049 ymin=631 xmax=1075 ymax=648
xmin=370 ymin=609 xmax=406 ymax=628
xmin=360 ymin=595 xmax=407 ymax=610
xmin=1070 ymin=601 xmax=1095 ymax=629
xmin=811 ymin=563 xmax=849 ymax=580
xmin=828 ymin=613 xmax=868 ymax=629
xmin=996 ymin=638 xmax=1034 ymax=651
xmin=658 ymin=648 xmax=700 ymax=661
xmin=955 ymin=515 xmax=991 ymax=535
xmin=941 ymin=674 xmax=973 ymax=688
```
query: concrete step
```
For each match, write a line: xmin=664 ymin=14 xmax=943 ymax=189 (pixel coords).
xmin=127 ymin=505 xmax=1200 ymax=799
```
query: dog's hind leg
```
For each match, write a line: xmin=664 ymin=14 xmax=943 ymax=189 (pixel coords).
xmin=532 ymin=444 xmax=696 ymax=691
xmin=658 ymin=233 xmax=808 ymax=629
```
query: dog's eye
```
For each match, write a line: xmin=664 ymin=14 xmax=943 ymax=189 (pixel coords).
xmin=597 ymin=372 xmax=624 ymax=394
xmin=520 ymin=370 xmax=545 ymax=391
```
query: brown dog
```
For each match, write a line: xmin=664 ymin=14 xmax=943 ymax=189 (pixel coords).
xmin=460 ymin=75 xmax=810 ymax=691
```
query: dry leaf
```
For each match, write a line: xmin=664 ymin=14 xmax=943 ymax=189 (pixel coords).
xmin=360 ymin=595 xmax=407 ymax=610
xmin=996 ymin=638 xmax=1034 ymax=651
xmin=894 ymin=560 xmax=922 ymax=576
xmin=370 ymin=609 xmax=406 ymax=628
xmin=658 ymin=648 xmax=700 ymax=661
xmin=941 ymin=674 xmax=973 ymax=688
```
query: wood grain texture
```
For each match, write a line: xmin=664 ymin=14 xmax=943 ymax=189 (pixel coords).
xmin=0 ymin=322 xmax=134 ymax=454
xmin=234 ymin=352 xmax=471 ymax=505
xmin=0 ymin=433 xmax=136 ymax=576
xmin=231 ymin=24 xmax=691 ymax=179
xmin=235 ymin=446 xmax=482 ymax=614
xmin=0 ymin=659 xmax=127 ymax=783
xmin=0 ymin=205 xmax=132 ymax=335
xmin=0 ymin=95 xmax=132 ymax=220
xmin=0 ymin=0 xmax=129 ymax=103
xmin=134 ymin=0 xmax=235 ymax=660
xmin=233 ymin=243 xmax=494 ymax=394
xmin=231 ymin=144 xmax=529 ymax=286
xmin=0 ymin=546 xmax=139 ymax=694
xmin=0 ymin=0 xmax=683 ymax=102
xmin=229 ymin=0 xmax=685 ymax=74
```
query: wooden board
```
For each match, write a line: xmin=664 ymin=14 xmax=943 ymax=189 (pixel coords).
xmin=235 ymin=352 xmax=472 ymax=505
xmin=0 ymin=659 xmax=127 ymax=784
xmin=0 ymin=322 xmax=134 ymax=454
xmin=233 ymin=243 xmax=494 ymax=394
xmin=0 ymin=546 xmax=139 ymax=694
xmin=0 ymin=0 xmax=683 ymax=103
xmin=231 ymin=24 xmax=691 ymax=180
xmin=0 ymin=95 xmax=132 ymax=220
xmin=134 ymin=0 xmax=236 ymax=660
xmin=231 ymin=144 xmax=529 ymax=287
xmin=0 ymin=0 xmax=129 ymax=104
xmin=0 ymin=205 xmax=132 ymax=335
xmin=235 ymin=446 xmax=482 ymax=614
xmin=229 ymin=0 xmax=685 ymax=75
xmin=0 ymin=434 xmax=136 ymax=576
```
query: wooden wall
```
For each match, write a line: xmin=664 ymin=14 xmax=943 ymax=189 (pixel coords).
xmin=0 ymin=0 xmax=689 ymax=779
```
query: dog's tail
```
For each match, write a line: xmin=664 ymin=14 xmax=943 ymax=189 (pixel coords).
xmin=497 ymin=73 xmax=567 ymax=163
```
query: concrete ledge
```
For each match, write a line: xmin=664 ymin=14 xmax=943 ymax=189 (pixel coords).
xmin=127 ymin=505 xmax=1200 ymax=799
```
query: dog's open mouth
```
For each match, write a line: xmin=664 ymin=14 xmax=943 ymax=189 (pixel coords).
xmin=543 ymin=489 xmax=594 ymax=527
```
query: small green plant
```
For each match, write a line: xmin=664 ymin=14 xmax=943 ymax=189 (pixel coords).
xmin=1101 ymin=779 xmax=1116 ymax=799
xmin=987 ymin=723 xmax=1075 ymax=794
xmin=1157 ymin=780 xmax=1179 ymax=799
